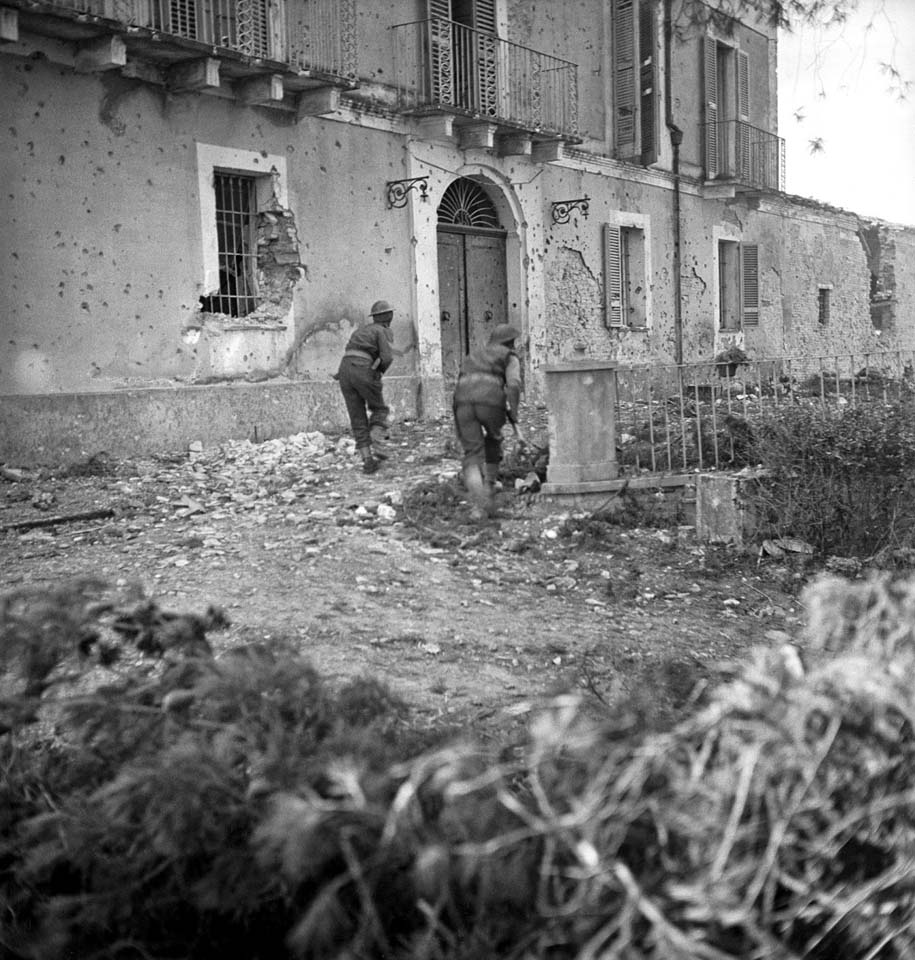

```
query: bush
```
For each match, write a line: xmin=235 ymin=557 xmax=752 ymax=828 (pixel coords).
xmin=0 ymin=586 xmax=448 ymax=960
xmin=6 ymin=577 xmax=915 ymax=959
xmin=744 ymin=400 xmax=915 ymax=556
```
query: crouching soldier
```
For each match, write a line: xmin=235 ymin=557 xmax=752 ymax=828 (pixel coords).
xmin=337 ymin=300 xmax=395 ymax=474
xmin=452 ymin=324 xmax=523 ymax=519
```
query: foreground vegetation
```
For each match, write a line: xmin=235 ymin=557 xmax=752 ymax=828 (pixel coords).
xmin=2 ymin=569 xmax=915 ymax=959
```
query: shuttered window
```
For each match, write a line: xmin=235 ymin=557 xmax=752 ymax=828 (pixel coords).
xmin=613 ymin=0 xmax=658 ymax=163
xmin=638 ymin=0 xmax=658 ymax=164
xmin=428 ymin=0 xmax=454 ymax=105
xmin=736 ymin=49 xmax=750 ymax=181
xmin=605 ymin=222 xmax=648 ymax=328
xmin=604 ymin=224 xmax=623 ymax=327
xmin=613 ymin=0 xmax=637 ymax=157
xmin=703 ymin=35 xmax=719 ymax=178
xmin=427 ymin=0 xmax=497 ymax=113
xmin=741 ymin=243 xmax=759 ymax=326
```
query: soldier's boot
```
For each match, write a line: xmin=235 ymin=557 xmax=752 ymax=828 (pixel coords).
xmin=463 ymin=462 xmax=492 ymax=520
xmin=358 ymin=445 xmax=379 ymax=475
xmin=369 ymin=425 xmax=391 ymax=460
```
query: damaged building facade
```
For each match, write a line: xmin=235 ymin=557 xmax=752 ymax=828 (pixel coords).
xmin=2 ymin=0 xmax=913 ymax=463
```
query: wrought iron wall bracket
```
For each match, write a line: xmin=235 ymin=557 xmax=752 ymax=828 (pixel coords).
xmin=386 ymin=176 xmax=430 ymax=209
xmin=551 ymin=196 xmax=590 ymax=224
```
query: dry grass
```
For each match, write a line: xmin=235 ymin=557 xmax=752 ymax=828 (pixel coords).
xmin=4 ymin=575 xmax=915 ymax=958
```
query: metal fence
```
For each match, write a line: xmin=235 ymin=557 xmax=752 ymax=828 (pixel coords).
xmin=393 ymin=18 xmax=579 ymax=138
xmin=614 ymin=352 xmax=915 ymax=475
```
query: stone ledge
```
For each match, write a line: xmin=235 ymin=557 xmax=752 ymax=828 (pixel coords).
xmin=0 ymin=376 xmax=446 ymax=467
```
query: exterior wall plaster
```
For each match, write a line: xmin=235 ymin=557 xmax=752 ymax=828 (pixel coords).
xmin=0 ymin=49 xmax=422 ymax=396
xmin=2 ymin=0 xmax=913 ymax=465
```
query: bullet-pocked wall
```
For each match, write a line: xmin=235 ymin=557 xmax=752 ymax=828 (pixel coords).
xmin=673 ymin=192 xmax=907 ymax=363
xmin=0 ymin=47 xmax=418 ymax=397
xmin=534 ymin=161 xmax=679 ymax=372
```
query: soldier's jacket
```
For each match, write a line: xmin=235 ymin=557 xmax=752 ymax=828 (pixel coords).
xmin=453 ymin=342 xmax=522 ymax=419
xmin=343 ymin=322 xmax=394 ymax=373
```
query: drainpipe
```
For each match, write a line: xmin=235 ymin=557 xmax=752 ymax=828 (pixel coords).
xmin=664 ymin=0 xmax=684 ymax=365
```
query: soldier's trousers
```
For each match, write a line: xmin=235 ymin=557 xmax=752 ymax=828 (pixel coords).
xmin=337 ymin=357 xmax=389 ymax=450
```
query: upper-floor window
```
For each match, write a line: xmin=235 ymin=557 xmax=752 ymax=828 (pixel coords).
xmin=427 ymin=0 xmax=498 ymax=115
xmin=612 ymin=0 xmax=658 ymax=165
xmin=704 ymin=36 xmax=750 ymax=180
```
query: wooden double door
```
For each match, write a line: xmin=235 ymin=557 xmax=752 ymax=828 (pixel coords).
xmin=437 ymin=224 xmax=508 ymax=387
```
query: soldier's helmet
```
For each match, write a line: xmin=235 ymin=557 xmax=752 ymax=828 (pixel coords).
xmin=369 ymin=300 xmax=394 ymax=317
xmin=489 ymin=324 xmax=521 ymax=346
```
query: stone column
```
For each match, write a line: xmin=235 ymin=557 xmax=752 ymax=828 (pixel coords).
xmin=542 ymin=359 xmax=619 ymax=489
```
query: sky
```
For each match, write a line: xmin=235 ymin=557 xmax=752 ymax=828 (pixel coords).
xmin=776 ymin=0 xmax=915 ymax=225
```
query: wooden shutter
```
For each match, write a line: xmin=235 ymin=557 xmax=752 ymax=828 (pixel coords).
xmin=604 ymin=224 xmax=623 ymax=327
xmin=427 ymin=0 xmax=454 ymax=106
xmin=737 ymin=49 xmax=750 ymax=181
xmin=703 ymin=35 xmax=718 ymax=179
xmin=741 ymin=243 xmax=759 ymax=326
xmin=639 ymin=0 xmax=658 ymax=164
xmin=472 ymin=0 xmax=498 ymax=117
xmin=470 ymin=0 xmax=494 ymax=33
xmin=613 ymin=0 xmax=637 ymax=158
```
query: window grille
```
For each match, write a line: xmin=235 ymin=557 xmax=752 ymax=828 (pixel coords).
xmin=200 ymin=172 xmax=258 ymax=318
xmin=437 ymin=178 xmax=500 ymax=228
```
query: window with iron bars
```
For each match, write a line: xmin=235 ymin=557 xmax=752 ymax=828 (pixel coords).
xmin=200 ymin=172 xmax=258 ymax=317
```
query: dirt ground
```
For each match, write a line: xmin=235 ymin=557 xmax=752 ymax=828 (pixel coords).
xmin=0 ymin=409 xmax=805 ymax=740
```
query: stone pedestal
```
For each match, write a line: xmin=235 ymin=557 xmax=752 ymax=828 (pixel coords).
xmin=695 ymin=472 xmax=764 ymax=547
xmin=541 ymin=359 xmax=619 ymax=493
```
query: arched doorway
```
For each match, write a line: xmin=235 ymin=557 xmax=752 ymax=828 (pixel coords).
xmin=437 ymin=178 xmax=508 ymax=385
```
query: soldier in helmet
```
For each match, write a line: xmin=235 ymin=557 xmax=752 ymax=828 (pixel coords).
xmin=337 ymin=300 xmax=395 ymax=474
xmin=452 ymin=323 xmax=523 ymax=519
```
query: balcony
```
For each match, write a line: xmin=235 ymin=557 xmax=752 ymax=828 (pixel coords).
xmin=392 ymin=18 xmax=579 ymax=148
xmin=4 ymin=0 xmax=356 ymax=97
xmin=704 ymin=120 xmax=785 ymax=192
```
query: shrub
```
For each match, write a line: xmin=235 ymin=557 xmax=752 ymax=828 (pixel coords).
xmin=744 ymin=399 xmax=915 ymax=556
xmin=6 ymin=577 xmax=915 ymax=959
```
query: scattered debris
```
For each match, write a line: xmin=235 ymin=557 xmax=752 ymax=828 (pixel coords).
xmin=759 ymin=537 xmax=815 ymax=560
xmin=2 ymin=508 xmax=116 ymax=533
xmin=1 ymin=466 xmax=34 ymax=483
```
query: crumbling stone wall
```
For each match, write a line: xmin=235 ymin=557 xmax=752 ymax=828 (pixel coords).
xmin=858 ymin=221 xmax=898 ymax=335
xmin=253 ymin=201 xmax=305 ymax=321
xmin=187 ymin=200 xmax=304 ymax=384
xmin=543 ymin=246 xmax=604 ymax=361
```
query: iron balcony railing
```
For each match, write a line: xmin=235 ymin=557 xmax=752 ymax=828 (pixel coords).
xmin=704 ymin=119 xmax=785 ymax=191
xmin=613 ymin=351 xmax=915 ymax=475
xmin=393 ymin=17 xmax=578 ymax=139
xmin=24 ymin=0 xmax=356 ymax=76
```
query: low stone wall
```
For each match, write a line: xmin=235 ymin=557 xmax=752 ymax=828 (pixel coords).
xmin=0 ymin=376 xmax=447 ymax=467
